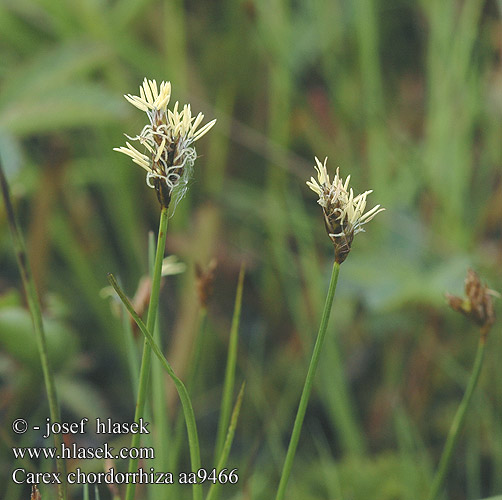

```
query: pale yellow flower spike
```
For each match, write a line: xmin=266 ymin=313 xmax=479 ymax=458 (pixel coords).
xmin=114 ymin=78 xmax=216 ymax=208
xmin=306 ymin=156 xmax=385 ymax=263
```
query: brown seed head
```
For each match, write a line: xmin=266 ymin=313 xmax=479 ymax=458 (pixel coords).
xmin=195 ymin=259 xmax=217 ymax=308
xmin=446 ymin=269 xmax=498 ymax=337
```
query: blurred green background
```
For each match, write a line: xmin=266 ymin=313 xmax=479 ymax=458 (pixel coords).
xmin=1 ymin=0 xmax=502 ymax=499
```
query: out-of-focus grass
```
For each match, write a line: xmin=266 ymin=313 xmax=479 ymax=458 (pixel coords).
xmin=1 ymin=1 xmax=501 ymax=499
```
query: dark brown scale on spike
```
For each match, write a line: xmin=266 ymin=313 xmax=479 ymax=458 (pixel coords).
xmin=153 ymin=178 xmax=172 ymax=208
xmin=323 ymin=201 xmax=354 ymax=264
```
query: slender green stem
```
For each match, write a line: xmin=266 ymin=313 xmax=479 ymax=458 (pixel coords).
xmin=121 ymin=292 xmax=140 ymax=397
xmin=214 ymin=264 xmax=245 ymax=464
xmin=275 ymin=261 xmax=340 ymax=500
xmin=0 ymin=165 xmax=67 ymax=500
xmin=150 ymin=227 xmax=171 ymax=476
xmin=427 ymin=335 xmax=487 ymax=500
xmin=171 ymin=307 xmax=208 ymax=476
xmin=108 ymin=274 xmax=202 ymax=500
xmin=206 ymin=382 xmax=246 ymax=500
xmin=188 ymin=308 xmax=208 ymax=393
xmin=125 ymin=206 xmax=169 ymax=500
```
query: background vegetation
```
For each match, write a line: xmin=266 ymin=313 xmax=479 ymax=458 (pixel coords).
xmin=1 ymin=0 xmax=502 ymax=499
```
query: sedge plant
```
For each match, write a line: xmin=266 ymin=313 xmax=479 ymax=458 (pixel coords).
xmin=275 ymin=157 xmax=384 ymax=500
xmin=427 ymin=269 xmax=498 ymax=500
xmin=113 ymin=78 xmax=215 ymax=500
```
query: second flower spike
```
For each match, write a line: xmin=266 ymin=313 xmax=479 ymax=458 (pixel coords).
xmin=307 ymin=157 xmax=384 ymax=263
xmin=114 ymin=78 xmax=216 ymax=208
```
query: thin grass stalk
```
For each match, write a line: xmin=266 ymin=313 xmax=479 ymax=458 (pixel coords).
xmin=275 ymin=261 xmax=340 ymax=500
xmin=108 ymin=274 xmax=202 ymax=500
xmin=150 ymin=316 xmax=171 ymax=491
xmin=287 ymin=188 xmax=367 ymax=456
xmin=427 ymin=334 xmax=487 ymax=500
xmin=466 ymin=414 xmax=482 ymax=500
xmin=170 ymin=307 xmax=208 ymax=476
xmin=121 ymin=301 xmax=140 ymax=397
xmin=187 ymin=308 xmax=208 ymax=392
xmin=142 ymin=234 xmax=159 ymax=500
xmin=0 ymin=164 xmax=67 ymax=500
xmin=125 ymin=206 xmax=169 ymax=500
xmin=206 ymin=382 xmax=246 ymax=500
xmin=214 ymin=264 xmax=245 ymax=463
xmin=150 ymin=230 xmax=171 ymax=482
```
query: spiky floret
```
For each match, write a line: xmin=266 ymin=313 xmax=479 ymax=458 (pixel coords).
xmin=307 ymin=157 xmax=384 ymax=263
xmin=114 ymin=78 xmax=216 ymax=208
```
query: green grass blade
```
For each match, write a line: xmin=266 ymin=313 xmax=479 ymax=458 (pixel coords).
xmin=108 ymin=273 xmax=202 ymax=500
xmin=149 ymin=227 xmax=171 ymax=479
xmin=275 ymin=261 xmax=341 ymax=500
xmin=214 ymin=264 xmax=245 ymax=463
xmin=121 ymin=298 xmax=140 ymax=397
xmin=124 ymin=206 xmax=169 ymax=500
xmin=427 ymin=337 xmax=487 ymax=500
xmin=0 ymin=163 xmax=67 ymax=500
xmin=170 ymin=307 xmax=208 ymax=478
xmin=206 ymin=382 xmax=246 ymax=500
